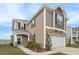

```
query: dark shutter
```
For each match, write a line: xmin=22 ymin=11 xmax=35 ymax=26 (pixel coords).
xmin=24 ymin=24 xmax=26 ymax=30
xmin=18 ymin=23 xmax=20 ymax=30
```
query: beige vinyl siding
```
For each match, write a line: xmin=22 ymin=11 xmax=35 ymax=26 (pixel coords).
xmin=64 ymin=18 xmax=67 ymax=31
xmin=13 ymin=20 xmax=27 ymax=31
xmin=13 ymin=21 xmax=18 ymax=30
xmin=28 ymin=9 xmax=44 ymax=48
xmin=46 ymin=9 xmax=53 ymax=27
xmin=28 ymin=21 xmax=35 ymax=34
xmin=35 ymin=9 xmax=44 ymax=48
xmin=22 ymin=35 xmax=28 ymax=46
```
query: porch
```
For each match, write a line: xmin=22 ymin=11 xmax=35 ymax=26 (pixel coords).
xmin=13 ymin=33 xmax=30 ymax=46
xmin=71 ymin=37 xmax=79 ymax=44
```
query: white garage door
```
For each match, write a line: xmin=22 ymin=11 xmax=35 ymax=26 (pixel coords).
xmin=51 ymin=36 xmax=65 ymax=48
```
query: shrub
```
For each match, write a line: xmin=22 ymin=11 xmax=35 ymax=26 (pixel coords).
xmin=66 ymin=37 xmax=71 ymax=47
xmin=45 ymin=43 xmax=51 ymax=51
xmin=66 ymin=40 xmax=71 ymax=47
xmin=27 ymin=41 xmax=41 ymax=51
xmin=10 ymin=43 xmax=13 ymax=46
xmin=45 ymin=33 xmax=51 ymax=51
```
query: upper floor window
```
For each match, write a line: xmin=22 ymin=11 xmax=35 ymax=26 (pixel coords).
xmin=74 ymin=29 xmax=76 ymax=32
xmin=73 ymin=28 xmax=76 ymax=34
xmin=30 ymin=33 xmax=35 ymax=42
xmin=18 ymin=22 xmax=20 ymax=30
xmin=24 ymin=24 xmax=26 ymax=30
xmin=21 ymin=23 xmax=27 ymax=31
xmin=31 ymin=19 xmax=35 ymax=28
xmin=55 ymin=7 xmax=64 ymax=29
xmin=18 ymin=22 xmax=26 ymax=31
xmin=57 ymin=14 xmax=63 ymax=25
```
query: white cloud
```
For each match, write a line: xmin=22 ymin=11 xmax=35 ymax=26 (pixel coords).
xmin=67 ymin=10 xmax=79 ymax=24
xmin=0 ymin=4 xmax=26 ymax=27
xmin=24 ymin=3 xmax=42 ymax=20
xmin=0 ymin=3 xmax=42 ymax=27
xmin=0 ymin=3 xmax=79 ymax=27
xmin=0 ymin=3 xmax=42 ymax=39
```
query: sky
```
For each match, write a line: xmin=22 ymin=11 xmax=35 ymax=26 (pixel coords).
xmin=0 ymin=3 xmax=79 ymax=39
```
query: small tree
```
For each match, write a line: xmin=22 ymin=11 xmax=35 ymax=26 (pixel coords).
xmin=66 ymin=36 xmax=71 ymax=47
xmin=45 ymin=33 xmax=51 ymax=50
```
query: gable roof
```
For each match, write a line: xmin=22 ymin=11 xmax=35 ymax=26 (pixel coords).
xmin=27 ymin=4 xmax=68 ymax=25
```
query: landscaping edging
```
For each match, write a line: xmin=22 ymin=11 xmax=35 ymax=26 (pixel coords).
xmin=18 ymin=45 xmax=58 ymax=55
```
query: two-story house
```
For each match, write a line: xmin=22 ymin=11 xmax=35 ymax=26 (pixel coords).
xmin=12 ymin=19 xmax=29 ymax=46
xmin=12 ymin=5 xmax=67 ymax=49
xmin=66 ymin=26 xmax=79 ymax=45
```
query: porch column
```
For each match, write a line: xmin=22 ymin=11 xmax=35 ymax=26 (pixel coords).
xmin=76 ymin=32 xmax=78 ymax=41
xmin=71 ymin=28 xmax=73 ymax=44
xmin=28 ymin=34 xmax=30 ymax=41
xmin=76 ymin=37 xmax=78 ymax=41
xmin=13 ymin=34 xmax=17 ymax=46
xmin=43 ymin=8 xmax=46 ymax=48
xmin=53 ymin=8 xmax=55 ymax=29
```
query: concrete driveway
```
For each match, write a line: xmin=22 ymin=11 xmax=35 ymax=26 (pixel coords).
xmin=55 ymin=47 xmax=79 ymax=55
xmin=18 ymin=46 xmax=79 ymax=55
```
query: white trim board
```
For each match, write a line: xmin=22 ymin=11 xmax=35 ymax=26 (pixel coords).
xmin=43 ymin=8 xmax=46 ymax=48
xmin=46 ymin=26 xmax=66 ymax=33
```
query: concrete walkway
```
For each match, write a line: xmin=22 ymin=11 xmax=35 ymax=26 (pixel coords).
xmin=18 ymin=46 xmax=79 ymax=55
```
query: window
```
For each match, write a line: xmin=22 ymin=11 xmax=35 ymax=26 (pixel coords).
xmin=55 ymin=7 xmax=64 ymax=29
xmin=57 ymin=14 xmax=63 ymax=22
xmin=57 ymin=14 xmax=63 ymax=25
xmin=32 ymin=20 xmax=34 ymax=25
xmin=55 ymin=12 xmax=64 ymax=29
xmin=18 ymin=22 xmax=20 ymax=30
xmin=73 ymin=29 xmax=76 ymax=32
xmin=30 ymin=33 xmax=35 ymax=42
xmin=24 ymin=24 xmax=26 ymax=30
xmin=73 ymin=28 xmax=76 ymax=34
xmin=31 ymin=19 xmax=35 ymax=28
xmin=32 ymin=34 xmax=35 ymax=42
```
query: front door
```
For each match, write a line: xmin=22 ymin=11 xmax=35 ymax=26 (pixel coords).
xmin=17 ymin=38 xmax=21 ymax=45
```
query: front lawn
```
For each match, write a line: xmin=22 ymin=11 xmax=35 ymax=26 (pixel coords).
xmin=0 ymin=44 xmax=28 ymax=55
xmin=66 ymin=44 xmax=79 ymax=48
xmin=50 ymin=52 xmax=67 ymax=55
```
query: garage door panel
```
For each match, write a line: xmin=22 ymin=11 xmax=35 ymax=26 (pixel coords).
xmin=51 ymin=36 xmax=65 ymax=48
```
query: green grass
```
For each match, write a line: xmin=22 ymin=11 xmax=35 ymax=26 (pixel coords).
xmin=66 ymin=44 xmax=79 ymax=48
xmin=0 ymin=44 xmax=28 ymax=55
xmin=50 ymin=52 xmax=67 ymax=55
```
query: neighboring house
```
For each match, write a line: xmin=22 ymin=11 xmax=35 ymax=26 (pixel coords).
xmin=71 ymin=27 xmax=79 ymax=44
xmin=12 ymin=19 xmax=29 ymax=46
xmin=12 ymin=5 xmax=68 ymax=49
xmin=66 ymin=26 xmax=79 ymax=44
